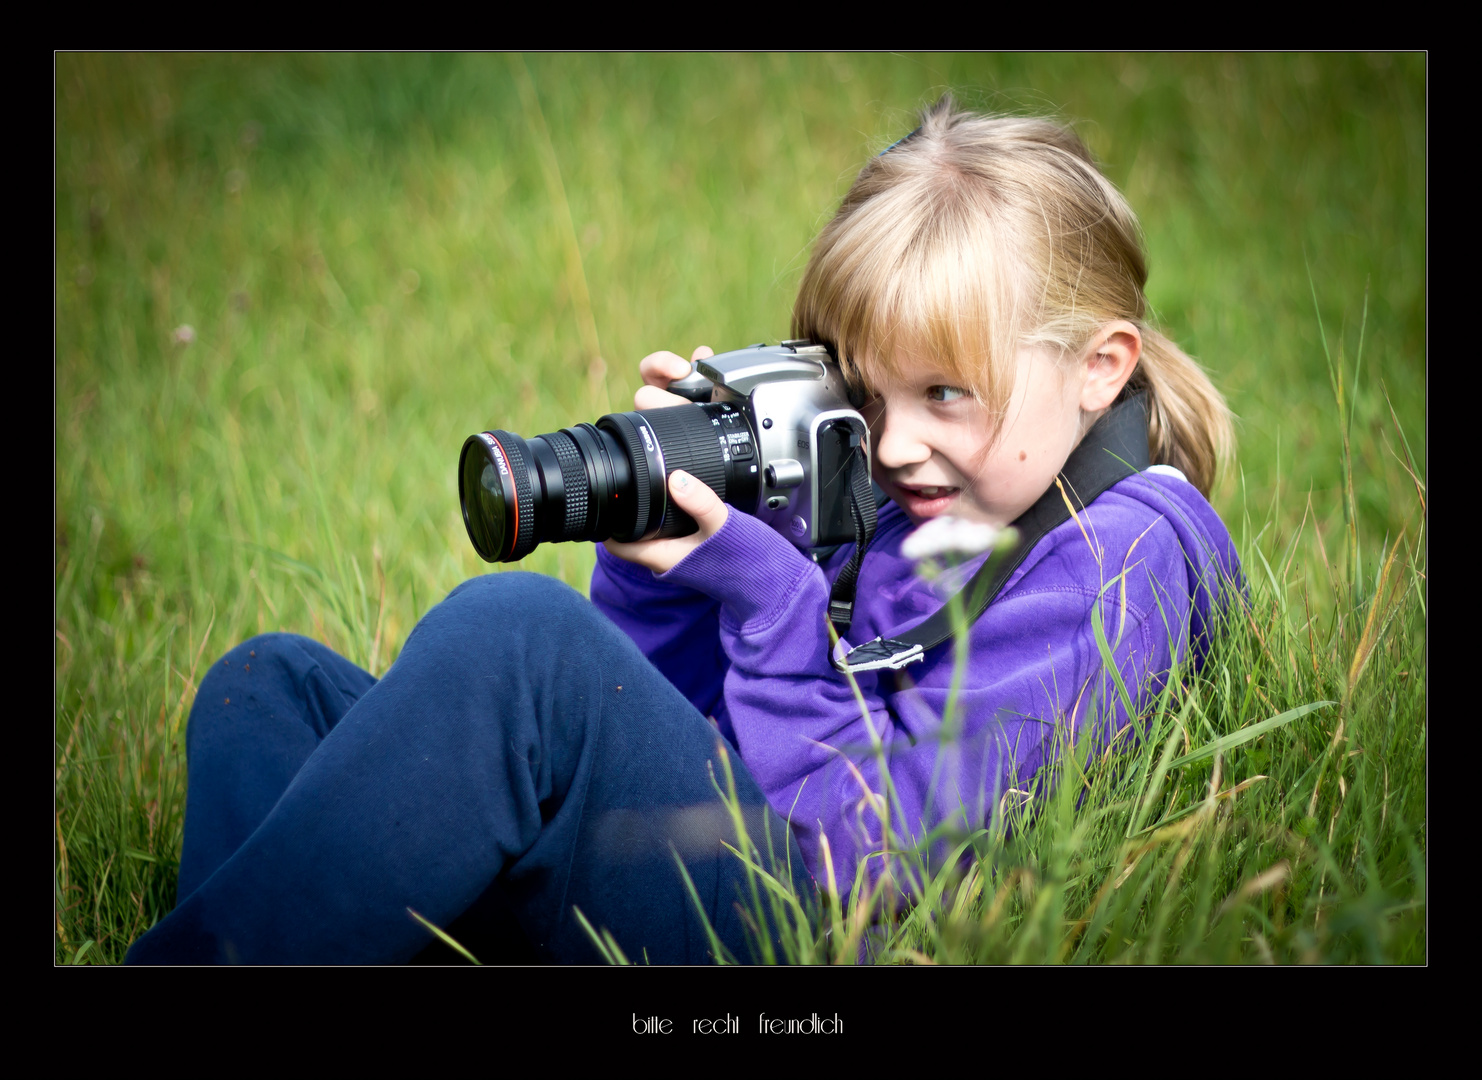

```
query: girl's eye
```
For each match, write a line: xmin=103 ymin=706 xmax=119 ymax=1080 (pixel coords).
xmin=927 ymin=385 xmax=969 ymax=403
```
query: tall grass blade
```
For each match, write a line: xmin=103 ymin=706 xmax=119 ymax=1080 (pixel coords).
xmin=406 ymin=907 xmax=482 ymax=965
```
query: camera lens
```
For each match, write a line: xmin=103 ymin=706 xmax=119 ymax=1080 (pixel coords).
xmin=459 ymin=403 xmax=760 ymax=563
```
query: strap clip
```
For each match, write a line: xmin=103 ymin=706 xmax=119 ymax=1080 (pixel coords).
xmin=831 ymin=636 xmax=926 ymax=674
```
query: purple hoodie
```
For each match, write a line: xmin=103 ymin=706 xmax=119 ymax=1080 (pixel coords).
xmin=591 ymin=469 xmax=1240 ymax=894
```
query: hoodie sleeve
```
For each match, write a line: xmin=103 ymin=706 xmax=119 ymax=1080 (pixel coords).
xmin=658 ymin=510 xmax=898 ymax=893
xmin=590 ymin=545 xmax=730 ymax=719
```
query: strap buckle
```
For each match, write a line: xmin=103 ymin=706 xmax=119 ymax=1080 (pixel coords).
xmin=831 ymin=636 xmax=926 ymax=674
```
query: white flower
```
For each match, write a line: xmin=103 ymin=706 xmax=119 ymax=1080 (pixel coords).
xmin=171 ymin=324 xmax=196 ymax=345
xmin=900 ymin=515 xmax=1001 ymax=562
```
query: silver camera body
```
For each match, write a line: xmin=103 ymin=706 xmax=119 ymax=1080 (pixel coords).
xmin=671 ymin=341 xmax=871 ymax=549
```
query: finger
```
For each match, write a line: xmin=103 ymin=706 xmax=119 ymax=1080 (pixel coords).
xmin=634 ymin=384 xmax=692 ymax=411
xmin=690 ymin=345 xmax=714 ymax=363
xmin=639 ymin=351 xmax=693 ymax=387
xmin=602 ymin=536 xmax=648 ymax=564
xmin=603 ymin=537 xmax=658 ymax=570
xmin=604 ymin=534 xmax=699 ymax=575
xmin=668 ymin=470 xmax=729 ymax=536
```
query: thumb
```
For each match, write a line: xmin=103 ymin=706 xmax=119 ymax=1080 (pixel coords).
xmin=668 ymin=470 xmax=728 ymax=535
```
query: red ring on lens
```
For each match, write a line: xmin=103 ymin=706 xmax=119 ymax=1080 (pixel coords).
xmin=486 ymin=433 xmax=520 ymax=559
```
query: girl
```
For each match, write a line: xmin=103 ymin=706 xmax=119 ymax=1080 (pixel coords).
xmin=126 ymin=98 xmax=1239 ymax=965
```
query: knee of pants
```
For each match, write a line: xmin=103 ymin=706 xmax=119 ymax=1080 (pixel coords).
xmin=193 ymin=632 xmax=299 ymax=701
xmin=189 ymin=633 xmax=340 ymax=744
xmin=423 ymin=572 xmax=608 ymax=658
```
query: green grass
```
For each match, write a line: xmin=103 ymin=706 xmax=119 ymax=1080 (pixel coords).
xmin=55 ymin=52 xmax=1425 ymax=964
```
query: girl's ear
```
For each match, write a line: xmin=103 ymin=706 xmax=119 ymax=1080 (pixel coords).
xmin=1079 ymin=321 xmax=1142 ymax=412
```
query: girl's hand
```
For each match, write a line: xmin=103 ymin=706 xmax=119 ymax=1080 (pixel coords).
xmin=634 ymin=345 xmax=714 ymax=411
xmin=603 ymin=469 xmax=729 ymax=574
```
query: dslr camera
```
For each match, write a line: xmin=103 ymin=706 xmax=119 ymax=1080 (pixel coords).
xmin=459 ymin=341 xmax=874 ymax=562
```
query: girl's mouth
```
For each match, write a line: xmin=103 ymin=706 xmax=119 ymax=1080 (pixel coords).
xmin=893 ymin=484 xmax=960 ymax=517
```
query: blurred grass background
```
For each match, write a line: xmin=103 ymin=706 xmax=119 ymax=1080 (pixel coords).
xmin=55 ymin=53 xmax=1425 ymax=963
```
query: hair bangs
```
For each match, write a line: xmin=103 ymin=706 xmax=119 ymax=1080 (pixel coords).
xmin=793 ymin=180 xmax=1024 ymax=423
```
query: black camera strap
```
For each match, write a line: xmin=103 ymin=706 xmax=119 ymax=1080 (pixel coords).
xmin=830 ymin=392 xmax=1152 ymax=674
xmin=825 ymin=444 xmax=879 ymax=636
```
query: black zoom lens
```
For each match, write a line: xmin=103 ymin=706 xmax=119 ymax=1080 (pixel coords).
xmin=459 ymin=403 xmax=761 ymax=563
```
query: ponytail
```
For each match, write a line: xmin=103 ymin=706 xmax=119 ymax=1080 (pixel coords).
xmin=1132 ymin=328 xmax=1233 ymax=498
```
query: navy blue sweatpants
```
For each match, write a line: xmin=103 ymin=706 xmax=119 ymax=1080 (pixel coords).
xmin=125 ymin=572 xmax=807 ymax=964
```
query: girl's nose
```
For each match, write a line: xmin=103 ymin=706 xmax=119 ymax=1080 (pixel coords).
xmin=871 ymin=407 xmax=932 ymax=471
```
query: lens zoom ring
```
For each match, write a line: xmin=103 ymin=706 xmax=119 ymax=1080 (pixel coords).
xmin=490 ymin=431 xmax=537 ymax=561
xmin=642 ymin=406 xmax=728 ymax=502
xmin=544 ymin=431 xmax=590 ymax=541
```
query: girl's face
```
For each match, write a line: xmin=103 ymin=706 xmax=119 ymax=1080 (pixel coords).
xmin=862 ymin=346 xmax=1093 ymax=530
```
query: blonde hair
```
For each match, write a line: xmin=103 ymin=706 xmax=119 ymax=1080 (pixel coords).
xmin=791 ymin=96 xmax=1233 ymax=497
